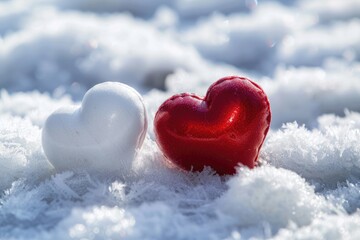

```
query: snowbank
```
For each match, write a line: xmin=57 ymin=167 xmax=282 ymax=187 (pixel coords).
xmin=1 ymin=0 xmax=360 ymax=239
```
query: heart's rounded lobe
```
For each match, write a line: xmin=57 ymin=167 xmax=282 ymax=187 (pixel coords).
xmin=154 ymin=76 xmax=271 ymax=175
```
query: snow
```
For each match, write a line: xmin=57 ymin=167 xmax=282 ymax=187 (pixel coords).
xmin=216 ymin=166 xmax=329 ymax=232
xmin=1 ymin=0 xmax=360 ymax=239
xmin=263 ymin=117 xmax=360 ymax=186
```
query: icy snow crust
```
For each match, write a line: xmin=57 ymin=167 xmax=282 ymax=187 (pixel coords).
xmin=1 ymin=0 xmax=360 ymax=239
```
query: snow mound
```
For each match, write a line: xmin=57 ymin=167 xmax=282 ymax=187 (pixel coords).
xmin=217 ymin=166 xmax=328 ymax=233
xmin=263 ymin=112 xmax=360 ymax=186
xmin=0 ymin=9 xmax=204 ymax=98
xmin=274 ymin=214 xmax=360 ymax=240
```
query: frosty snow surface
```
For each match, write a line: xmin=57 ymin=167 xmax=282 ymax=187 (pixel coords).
xmin=1 ymin=0 xmax=360 ymax=239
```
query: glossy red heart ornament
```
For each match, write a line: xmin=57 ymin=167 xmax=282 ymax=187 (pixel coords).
xmin=154 ymin=76 xmax=271 ymax=175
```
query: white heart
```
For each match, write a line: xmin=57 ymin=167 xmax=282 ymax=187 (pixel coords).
xmin=42 ymin=82 xmax=147 ymax=175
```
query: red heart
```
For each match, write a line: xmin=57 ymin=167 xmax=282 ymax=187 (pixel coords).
xmin=154 ymin=76 xmax=271 ymax=175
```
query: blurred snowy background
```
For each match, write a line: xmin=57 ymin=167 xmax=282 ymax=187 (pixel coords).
xmin=1 ymin=0 xmax=360 ymax=239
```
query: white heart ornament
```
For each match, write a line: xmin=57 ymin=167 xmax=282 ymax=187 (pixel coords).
xmin=42 ymin=82 xmax=147 ymax=175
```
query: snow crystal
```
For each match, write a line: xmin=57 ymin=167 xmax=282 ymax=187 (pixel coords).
xmin=262 ymin=113 xmax=360 ymax=186
xmin=0 ymin=115 xmax=51 ymax=192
